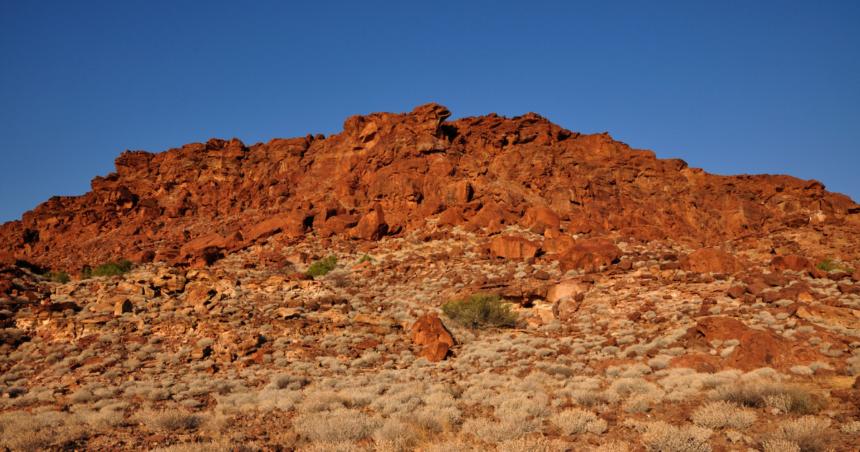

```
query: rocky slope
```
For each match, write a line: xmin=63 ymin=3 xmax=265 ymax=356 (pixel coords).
xmin=2 ymin=103 xmax=858 ymax=271
xmin=1 ymin=105 xmax=860 ymax=452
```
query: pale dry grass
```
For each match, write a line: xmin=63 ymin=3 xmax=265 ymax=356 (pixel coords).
xmin=293 ymin=408 xmax=378 ymax=443
xmin=640 ymin=421 xmax=712 ymax=452
xmin=550 ymin=408 xmax=607 ymax=435
xmin=766 ymin=416 xmax=830 ymax=452
xmin=690 ymin=401 xmax=756 ymax=430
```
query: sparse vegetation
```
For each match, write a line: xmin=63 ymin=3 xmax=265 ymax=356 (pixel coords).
xmin=441 ymin=294 xmax=519 ymax=329
xmin=640 ymin=421 xmax=712 ymax=452
xmin=815 ymin=258 xmax=853 ymax=273
xmin=306 ymin=255 xmax=338 ymax=277
xmin=357 ymin=254 xmax=375 ymax=264
xmin=44 ymin=270 xmax=70 ymax=284
xmin=710 ymin=380 xmax=825 ymax=415
xmin=79 ymin=259 xmax=133 ymax=279
xmin=766 ymin=416 xmax=830 ymax=452
xmin=690 ymin=401 xmax=756 ymax=430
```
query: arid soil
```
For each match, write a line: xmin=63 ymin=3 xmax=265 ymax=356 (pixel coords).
xmin=1 ymin=104 xmax=860 ymax=451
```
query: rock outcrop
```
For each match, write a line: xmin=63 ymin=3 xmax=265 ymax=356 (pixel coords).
xmin=2 ymin=103 xmax=858 ymax=272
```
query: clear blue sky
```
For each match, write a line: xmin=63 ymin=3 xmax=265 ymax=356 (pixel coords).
xmin=2 ymin=1 xmax=858 ymax=224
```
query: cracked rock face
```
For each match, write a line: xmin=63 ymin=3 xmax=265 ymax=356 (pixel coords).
xmin=1 ymin=104 xmax=860 ymax=451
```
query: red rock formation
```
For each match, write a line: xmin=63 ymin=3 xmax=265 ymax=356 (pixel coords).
xmin=489 ymin=235 xmax=541 ymax=260
xmin=559 ymin=238 xmax=622 ymax=272
xmin=680 ymin=248 xmax=747 ymax=274
xmin=1 ymin=103 xmax=858 ymax=270
xmin=411 ymin=312 xmax=455 ymax=362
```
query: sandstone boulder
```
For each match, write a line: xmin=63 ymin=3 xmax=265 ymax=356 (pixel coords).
xmin=489 ymin=235 xmax=541 ymax=260
xmin=411 ymin=312 xmax=455 ymax=348
xmin=770 ymin=255 xmax=813 ymax=272
xmin=325 ymin=215 xmax=360 ymax=234
xmin=520 ymin=206 xmax=561 ymax=229
xmin=687 ymin=316 xmax=805 ymax=371
xmin=558 ymin=238 xmax=621 ymax=272
xmin=680 ymin=248 xmax=746 ymax=274
xmin=350 ymin=204 xmax=388 ymax=241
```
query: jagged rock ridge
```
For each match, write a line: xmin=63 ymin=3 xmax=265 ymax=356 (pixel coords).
xmin=1 ymin=103 xmax=858 ymax=270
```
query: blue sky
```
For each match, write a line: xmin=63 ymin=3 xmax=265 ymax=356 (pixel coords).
xmin=1 ymin=1 xmax=858 ymax=224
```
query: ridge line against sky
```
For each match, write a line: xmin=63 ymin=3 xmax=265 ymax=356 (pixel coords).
xmin=1 ymin=1 xmax=858 ymax=224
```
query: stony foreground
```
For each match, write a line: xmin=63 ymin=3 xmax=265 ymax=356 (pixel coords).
xmin=2 ymin=220 xmax=860 ymax=452
xmin=2 ymin=104 xmax=860 ymax=451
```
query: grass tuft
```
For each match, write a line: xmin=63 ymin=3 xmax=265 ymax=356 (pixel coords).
xmin=306 ymin=256 xmax=338 ymax=277
xmin=441 ymin=294 xmax=519 ymax=329
xmin=80 ymin=260 xmax=133 ymax=279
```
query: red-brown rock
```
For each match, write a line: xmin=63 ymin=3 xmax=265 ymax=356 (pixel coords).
xmin=1 ymin=103 xmax=858 ymax=274
xmin=489 ymin=235 xmax=541 ymax=260
xmin=129 ymin=249 xmax=155 ymax=264
xmin=325 ymin=215 xmax=360 ymax=234
xmin=520 ymin=206 xmax=561 ymax=229
xmin=688 ymin=316 xmax=798 ymax=371
xmin=411 ymin=312 xmax=455 ymax=348
xmin=558 ymin=238 xmax=621 ymax=272
xmin=350 ymin=204 xmax=388 ymax=241
xmin=418 ymin=341 xmax=450 ymax=363
xmin=680 ymin=248 xmax=746 ymax=274
xmin=770 ymin=255 xmax=814 ymax=272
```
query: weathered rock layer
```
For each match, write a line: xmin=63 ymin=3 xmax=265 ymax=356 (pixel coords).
xmin=2 ymin=103 xmax=859 ymax=271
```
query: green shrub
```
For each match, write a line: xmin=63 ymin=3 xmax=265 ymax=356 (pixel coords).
xmin=80 ymin=260 xmax=133 ymax=279
xmin=306 ymin=256 xmax=337 ymax=277
xmin=45 ymin=271 xmax=70 ymax=284
xmin=441 ymin=294 xmax=519 ymax=329
xmin=815 ymin=258 xmax=853 ymax=273
xmin=357 ymin=254 xmax=375 ymax=264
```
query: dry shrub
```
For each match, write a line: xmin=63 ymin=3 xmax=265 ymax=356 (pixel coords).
xmin=151 ymin=439 xmax=258 ymax=452
xmin=497 ymin=436 xmax=565 ymax=452
xmin=841 ymin=421 xmax=860 ymax=435
xmin=372 ymin=418 xmax=417 ymax=452
xmin=766 ymin=416 xmax=830 ymax=452
xmin=293 ymin=408 xmax=377 ymax=443
xmin=623 ymin=394 xmax=655 ymax=414
xmin=300 ymin=442 xmax=368 ymax=452
xmin=593 ymin=442 xmax=631 ymax=452
xmin=0 ymin=410 xmax=88 ymax=452
xmin=424 ymin=439 xmax=475 ymax=452
xmin=134 ymin=409 xmax=205 ymax=432
xmin=640 ymin=422 xmax=712 ymax=452
xmin=690 ymin=401 xmax=756 ymax=430
xmin=326 ymin=270 xmax=353 ymax=288
xmin=762 ymin=439 xmax=800 ymax=452
xmin=461 ymin=418 xmax=524 ymax=444
xmin=710 ymin=381 xmax=824 ymax=415
xmin=550 ymin=408 xmax=607 ymax=435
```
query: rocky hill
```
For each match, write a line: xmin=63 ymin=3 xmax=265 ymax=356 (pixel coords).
xmin=2 ymin=103 xmax=858 ymax=271
xmin=2 ymin=104 xmax=860 ymax=452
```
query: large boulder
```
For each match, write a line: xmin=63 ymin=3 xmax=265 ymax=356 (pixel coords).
xmin=325 ymin=215 xmax=360 ymax=234
xmin=546 ymin=279 xmax=585 ymax=303
xmin=246 ymin=217 xmax=289 ymax=243
xmin=558 ymin=238 xmax=621 ymax=272
xmin=411 ymin=312 xmax=455 ymax=362
xmin=680 ymin=248 xmax=746 ymax=274
xmin=520 ymin=206 xmax=561 ymax=229
xmin=685 ymin=316 xmax=815 ymax=371
xmin=489 ymin=235 xmax=541 ymax=260
xmin=770 ymin=255 xmax=814 ymax=272
xmin=350 ymin=204 xmax=388 ymax=240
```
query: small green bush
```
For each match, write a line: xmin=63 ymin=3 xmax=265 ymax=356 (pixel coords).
xmin=815 ymin=258 xmax=853 ymax=273
xmin=80 ymin=259 xmax=133 ymax=279
xmin=45 ymin=271 xmax=70 ymax=284
xmin=357 ymin=254 xmax=375 ymax=264
xmin=441 ymin=294 xmax=519 ymax=329
xmin=306 ymin=256 xmax=337 ymax=277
